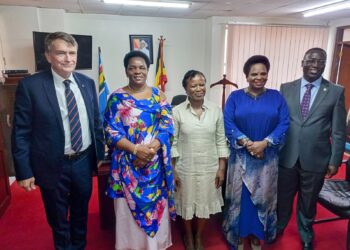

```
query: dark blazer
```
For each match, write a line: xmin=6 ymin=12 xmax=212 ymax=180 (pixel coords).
xmin=12 ymin=70 xmax=104 ymax=189
xmin=279 ymin=78 xmax=346 ymax=173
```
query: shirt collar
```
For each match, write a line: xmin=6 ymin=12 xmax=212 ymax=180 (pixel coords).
xmin=51 ymin=68 xmax=75 ymax=84
xmin=301 ymin=76 xmax=322 ymax=89
xmin=185 ymin=98 xmax=209 ymax=110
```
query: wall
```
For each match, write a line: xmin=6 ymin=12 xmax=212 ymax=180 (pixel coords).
xmin=344 ymin=28 xmax=350 ymax=41
xmin=0 ymin=6 xmax=349 ymax=104
xmin=0 ymin=6 xmax=40 ymax=75
xmin=0 ymin=6 xmax=206 ymax=101
xmin=64 ymin=13 xmax=207 ymax=99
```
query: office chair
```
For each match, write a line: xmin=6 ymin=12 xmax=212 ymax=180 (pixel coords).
xmin=171 ymin=94 xmax=187 ymax=107
xmin=315 ymin=158 xmax=350 ymax=250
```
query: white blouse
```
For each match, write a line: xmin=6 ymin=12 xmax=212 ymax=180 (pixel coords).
xmin=171 ymin=99 xmax=229 ymax=175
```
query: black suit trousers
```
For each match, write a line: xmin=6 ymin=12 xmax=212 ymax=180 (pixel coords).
xmin=277 ymin=160 xmax=325 ymax=243
xmin=40 ymin=149 xmax=93 ymax=250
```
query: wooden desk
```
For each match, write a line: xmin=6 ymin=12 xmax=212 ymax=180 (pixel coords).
xmin=97 ymin=161 xmax=115 ymax=230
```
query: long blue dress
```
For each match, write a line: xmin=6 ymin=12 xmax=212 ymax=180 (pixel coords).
xmin=223 ymin=88 xmax=289 ymax=249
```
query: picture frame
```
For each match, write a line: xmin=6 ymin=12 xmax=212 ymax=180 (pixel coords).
xmin=129 ymin=34 xmax=153 ymax=64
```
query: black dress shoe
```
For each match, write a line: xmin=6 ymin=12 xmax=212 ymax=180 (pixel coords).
xmin=302 ymin=242 xmax=313 ymax=250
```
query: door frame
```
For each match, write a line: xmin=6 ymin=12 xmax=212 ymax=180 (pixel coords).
xmin=330 ymin=25 xmax=350 ymax=83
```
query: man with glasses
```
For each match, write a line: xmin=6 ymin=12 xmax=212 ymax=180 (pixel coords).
xmin=277 ymin=47 xmax=346 ymax=250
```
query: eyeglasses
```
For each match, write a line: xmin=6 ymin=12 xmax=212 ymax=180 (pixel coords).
xmin=304 ymin=59 xmax=326 ymax=66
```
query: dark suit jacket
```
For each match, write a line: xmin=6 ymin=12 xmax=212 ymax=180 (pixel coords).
xmin=279 ymin=78 xmax=346 ymax=173
xmin=11 ymin=70 xmax=104 ymax=189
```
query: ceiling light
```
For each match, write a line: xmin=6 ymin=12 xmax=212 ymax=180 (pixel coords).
xmin=103 ymin=0 xmax=191 ymax=8
xmin=303 ymin=0 xmax=350 ymax=17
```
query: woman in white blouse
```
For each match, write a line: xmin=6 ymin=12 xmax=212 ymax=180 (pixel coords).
xmin=171 ymin=70 xmax=229 ymax=250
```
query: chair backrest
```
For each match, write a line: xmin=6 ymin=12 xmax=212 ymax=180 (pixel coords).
xmin=171 ymin=94 xmax=187 ymax=107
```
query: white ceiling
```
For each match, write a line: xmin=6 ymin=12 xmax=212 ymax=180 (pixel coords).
xmin=0 ymin=0 xmax=349 ymax=20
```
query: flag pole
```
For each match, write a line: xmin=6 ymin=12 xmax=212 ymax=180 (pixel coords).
xmin=335 ymin=42 xmax=344 ymax=85
xmin=155 ymin=36 xmax=167 ymax=92
xmin=159 ymin=36 xmax=165 ymax=91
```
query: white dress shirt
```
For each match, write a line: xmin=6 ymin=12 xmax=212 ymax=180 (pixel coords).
xmin=300 ymin=76 xmax=322 ymax=107
xmin=51 ymin=69 xmax=91 ymax=154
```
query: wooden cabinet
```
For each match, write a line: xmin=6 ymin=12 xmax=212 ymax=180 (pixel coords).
xmin=0 ymin=78 xmax=19 ymax=176
xmin=0 ymin=76 xmax=28 ymax=218
xmin=0 ymin=121 xmax=11 ymax=217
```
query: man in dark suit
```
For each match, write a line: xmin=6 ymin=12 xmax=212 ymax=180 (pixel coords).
xmin=12 ymin=32 xmax=104 ymax=249
xmin=277 ymin=47 xmax=346 ymax=250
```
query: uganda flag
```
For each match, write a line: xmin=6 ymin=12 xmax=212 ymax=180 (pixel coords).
xmin=154 ymin=38 xmax=167 ymax=92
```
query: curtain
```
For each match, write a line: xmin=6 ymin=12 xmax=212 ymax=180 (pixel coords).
xmin=225 ymin=24 xmax=329 ymax=91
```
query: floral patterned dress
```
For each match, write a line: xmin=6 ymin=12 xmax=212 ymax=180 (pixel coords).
xmin=104 ymin=87 xmax=176 ymax=237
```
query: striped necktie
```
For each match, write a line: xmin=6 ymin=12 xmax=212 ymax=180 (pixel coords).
xmin=300 ymin=83 xmax=314 ymax=121
xmin=63 ymin=79 xmax=83 ymax=152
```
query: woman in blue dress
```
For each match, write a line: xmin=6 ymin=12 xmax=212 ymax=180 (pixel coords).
xmin=223 ymin=55 xmax=289 ymax=250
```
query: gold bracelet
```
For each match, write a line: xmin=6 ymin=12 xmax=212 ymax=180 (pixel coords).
xmin=133 ymin=144 xmax=139 ymax=155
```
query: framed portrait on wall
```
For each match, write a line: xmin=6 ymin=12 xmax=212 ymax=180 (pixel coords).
xmin=129 ymin=34 xmax=153 ymax=64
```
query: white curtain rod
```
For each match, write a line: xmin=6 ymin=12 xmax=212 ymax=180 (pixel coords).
xmin=225 ymin=22 xmax=329 ymax=28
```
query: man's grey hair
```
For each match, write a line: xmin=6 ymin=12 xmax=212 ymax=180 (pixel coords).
xmin=44 ymin=32 xmax=78 ymax=52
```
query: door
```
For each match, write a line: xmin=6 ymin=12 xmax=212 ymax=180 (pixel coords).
xmin=338 ymin=44 xmax=350 ymax=110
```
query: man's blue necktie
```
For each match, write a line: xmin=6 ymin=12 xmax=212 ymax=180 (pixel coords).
xmin=63 ymin=79 xmax=83 ymax=152
xmin=300 ymin=83 xmax=314 ymax=121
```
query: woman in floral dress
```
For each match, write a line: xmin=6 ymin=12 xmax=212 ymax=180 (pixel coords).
xmin=104 ymin=51 xmax=175 ymax=250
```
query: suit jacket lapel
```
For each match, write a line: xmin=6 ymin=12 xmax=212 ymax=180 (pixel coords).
xmin=304 ymin=78 xmax=329 ymax=122
xmin=291 ymin=79 xmax=303 ymax=123
xmin=42 ymin=71 xmax=64 ymax=133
